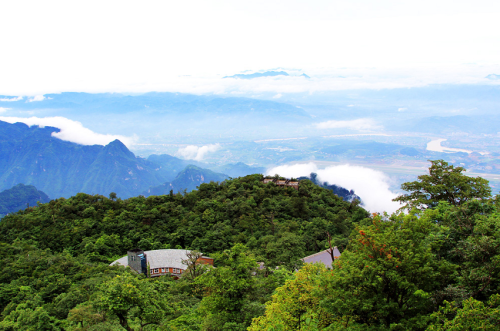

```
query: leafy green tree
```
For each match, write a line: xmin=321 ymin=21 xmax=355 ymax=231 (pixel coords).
xmin=249 ymin=263 xmax=330 ymax=331
xmin=393 ymin=160 xmax=491 ymax=210
xmin=318 ymin=212 xmax=456 ymax=330
xmin=109 ymin=192 xmax=117 ymax=201
xmin=427 ymin=294 xmax=500 ymax=330
xmin=195 ymin=244 xmax=258 ymax=330
xmin=94 ymin=273 xmax=170 ymax=331
xmin=430 ymin=200 xmax=500 ymax=303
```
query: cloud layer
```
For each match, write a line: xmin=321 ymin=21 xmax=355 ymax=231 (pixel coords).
xmin=316 ymin=118 xmax=381 ymax=131
xmin=177 ymin=144 xmax=221 ymax=161
xmin=27 ymin=95 xmax=46 ymax=102
xmin=266 ymin=162 xmax=400 ymax=214
xmin=0 ymin=116 xmax=135 ymax=147
xmin=0 ymin=96 xmax=23 ymax=102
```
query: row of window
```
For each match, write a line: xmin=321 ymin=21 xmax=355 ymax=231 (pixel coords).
xmin=151 ymin=268 xmax=182 ymax=274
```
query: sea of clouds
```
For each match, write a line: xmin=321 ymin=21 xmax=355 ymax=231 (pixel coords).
xmin=176 ymin=144 xmax=221 ymax=161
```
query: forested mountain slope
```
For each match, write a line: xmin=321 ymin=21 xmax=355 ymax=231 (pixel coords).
xmin=1 ymin=161 xmax=499 ymax=330
xmin=0 ymin=183 xmax=50 ymax=218
xmin=0 ymin=174 xmax=368 ymax=329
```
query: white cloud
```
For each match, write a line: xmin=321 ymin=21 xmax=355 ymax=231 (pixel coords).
xmin=266 ymin=162 xmax=400 ymax=214
xmin=398 ymin=107 xmax=407 ymax=112
xmin=0 ymin=96 xmax=23 ymax=102
xmin=0 ymin=116 xmax=136 ymax=147
xmin=0 ymin=107 xmax=10 ymax=113
xmin=177 ymin=144 xmax=221 ymax=161
xmin=272 ymin=93 xmax=282 ymax=99
xmin=27 ymin=95 xmax=45 ymax=102
xmin=316 ymin=118 xmax=382 ymax=131
xmin=1 ymin=1 xmax=500 ymax=96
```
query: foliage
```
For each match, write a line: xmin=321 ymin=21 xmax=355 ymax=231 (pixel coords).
xmin=427 ymin=294 xmax=500 ymax=330
xmin=248 ymin=263 xmax=331 ymax=331
xmin=317 ymin=212 xmax=456 ymax=330
xmin=1 ymin=160 xmax=499 ymax=331
xmin=195 ymin=244 xmax=258 ymax=330
xmin=0 ymin=174 xmax=366 ymax=330
xmin=393 ymin=160 xmax=491 ymax=210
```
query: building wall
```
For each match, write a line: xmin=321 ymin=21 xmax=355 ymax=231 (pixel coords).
xmin=127 ymin=249 xmax=145 ymax=274
xmin=197 ymin=257 xmax=214 ymax=265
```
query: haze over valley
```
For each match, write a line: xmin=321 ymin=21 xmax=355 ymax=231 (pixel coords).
xmin=2 ymin=80 xmax=500 ymax=213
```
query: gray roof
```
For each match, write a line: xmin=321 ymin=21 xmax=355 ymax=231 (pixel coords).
xmin=302 ymin=247 xmax=341 ymax=268
xmin=111 ymin=249 xmax=195 ymax=270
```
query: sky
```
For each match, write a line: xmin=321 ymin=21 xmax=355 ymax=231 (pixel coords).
xmin=1 ymin=0 xmax=500 ymax=95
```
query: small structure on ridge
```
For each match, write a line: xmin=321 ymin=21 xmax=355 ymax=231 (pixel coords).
xmin=262 ymin=177 xmax=299 ymax=190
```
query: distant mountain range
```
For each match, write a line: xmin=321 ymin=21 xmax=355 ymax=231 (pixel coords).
xmin=224 ymin=71 xmax=290 ymax=79
xmin=0 ymin=120 xmax=364 ymax=201
xmin=0 ymin=183 xmax=50 ymax=217
xmin=224 ymin=71 xmax=310 ymax=79
xmin=0 ymin=120 xmax=256 ymax=199
xmin=147 ymin=154 xmax=203 ymax=182
xmin=208 ymin=162 xmax=265 ymax=178
xmin=142 ymin=165 xmax=228 ymax=196
xmin=0 ymin=92 xmax=309 ymax=120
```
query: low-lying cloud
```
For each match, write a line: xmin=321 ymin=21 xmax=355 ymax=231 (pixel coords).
xmin=177 ymin=144 xmax=221 ymax=161
xmin=316 ymin=118 xmax=381 ymax=131
xmin=27 ymin=95 xmax=46 ymax=102
xmin=0 ymin=116 xmax=136 ymax=147
xmin=266 ymin=162 xmax=400 ymax=214
xmin=0 ymin=107 xmax=10 ymax=113
xmin=0 ymin=96 xmax=23 ymax=102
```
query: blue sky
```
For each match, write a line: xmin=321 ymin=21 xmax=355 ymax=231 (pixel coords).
xmin=1 ymin=0 xmax=500 ymax=95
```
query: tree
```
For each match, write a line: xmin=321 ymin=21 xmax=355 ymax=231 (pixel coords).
xmin=393 ymin=160 xmax=491 ymax=210
xmin=109 ymin=192 xmax=117 ymax=201
xmin=195 ymin=244 xmax=258 ymax=330
xmin=94 ymin=273 xmax=169 ymax=331
xmin=181 ymin=250 xmax=210 ymax=280
xmin=427 ymin=294 xmax=500 ymax=330
xmin=318 ymin=213 xmax=456 ymax=330
xmin=248 ymin=263 xmax=330 ymax=331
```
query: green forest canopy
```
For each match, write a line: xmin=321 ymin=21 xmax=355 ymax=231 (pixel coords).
xmin=0 ymin=163 xmax=499 ymax=330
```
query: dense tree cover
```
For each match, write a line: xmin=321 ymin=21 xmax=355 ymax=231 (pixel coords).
xmin=248 ymin=161 xmax=500 ymax=330
xmin=1 ymin=161 xmax=499 ymax=330
xmin=250 ymin=199 xmax=500 ymax=330
xmin=0 ymin=174 xmax=368 ymax=330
